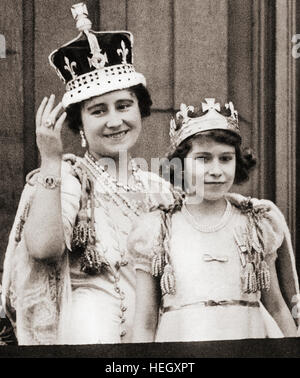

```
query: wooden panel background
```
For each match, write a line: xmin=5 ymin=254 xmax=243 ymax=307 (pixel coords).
xmin=297 ymin=0 xmax=300 ymax=275
xmin=0 ymin=0 xmax=24 ymax=270
xmin=0 ymin=0 xmax=297 ymax=275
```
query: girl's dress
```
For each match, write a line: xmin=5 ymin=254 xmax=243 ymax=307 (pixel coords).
xmin=129 ymin=193 xmax=299 ymax=342
xmin=1 ymin=153 xmax=174 ymax=345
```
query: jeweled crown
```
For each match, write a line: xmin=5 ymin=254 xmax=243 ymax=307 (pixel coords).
xmin=48 ymin=2 xmax=146 ymax=108
xmin=169 ymin=98 xmax=240 ymax=152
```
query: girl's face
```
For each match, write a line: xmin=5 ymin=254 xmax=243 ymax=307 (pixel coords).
xmin=185 ymin=136 xmax=236 ymax=201
xmin=81 ymin=89 xmax=142 ymax=159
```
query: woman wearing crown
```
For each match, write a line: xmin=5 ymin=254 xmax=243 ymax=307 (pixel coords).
xmin=129 ymin=99 xmax=299 ymax=342
xmin=1 ymin=4 xmax=175 ymax=345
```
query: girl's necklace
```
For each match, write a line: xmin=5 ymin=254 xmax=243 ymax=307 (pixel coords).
xmin=182 ymin=199 xmax=232 ymax=233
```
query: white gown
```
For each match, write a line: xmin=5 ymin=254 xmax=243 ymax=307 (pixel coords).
xmin=1 ymin=155 xmax=174 ymax=345
xmin=129 ymin=196 xmax=298 ymax=342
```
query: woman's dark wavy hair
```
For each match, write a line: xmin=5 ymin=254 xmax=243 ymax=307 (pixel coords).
xmin=65 ymin=84 xmax=152 ymax=133
xmin=162 ymin=129 xmax=256 ymax=187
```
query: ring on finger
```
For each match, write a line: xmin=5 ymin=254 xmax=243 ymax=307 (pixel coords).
xmin=45 ymin=118 xmax=54 ymax=128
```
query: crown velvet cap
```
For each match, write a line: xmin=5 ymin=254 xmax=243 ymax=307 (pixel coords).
xmin=169 ymin=98 xmax=241 ymax=152
xmin=48 ymin=3 xmax=146 ymax=108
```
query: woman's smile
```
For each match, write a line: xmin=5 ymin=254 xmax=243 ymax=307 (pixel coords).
xmin=104 ymin=129 xmax=130 ymax=140
xmin=81 ymin=89 xmax=142 ymax=158
xmin=204 ymin=181 xmax=226 ymax=184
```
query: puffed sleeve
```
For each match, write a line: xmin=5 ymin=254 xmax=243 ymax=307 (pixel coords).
xmin=127 ymin=210 xmax=163 ymax=274
xmin=255 ymin=199 xmax=286 ymax=261
xmin=60 ymin=160 xmax=81 ymax=251
xmin=227 ymin=193 xmax=286 ymax=260
xmin=252 ymin=198 xmax=299 ymax=316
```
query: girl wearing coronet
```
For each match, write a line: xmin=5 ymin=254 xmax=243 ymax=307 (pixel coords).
xmin=1 ymin=3 xmax=174 ymax=345
xmin=130 ymin=99 xmax=299 ymax=342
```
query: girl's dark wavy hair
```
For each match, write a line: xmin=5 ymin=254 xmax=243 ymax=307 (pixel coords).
xmin=65 ymin=84 xmax=152 ymax=133
xmin=162 ymin=129 xmax=256 ymax=187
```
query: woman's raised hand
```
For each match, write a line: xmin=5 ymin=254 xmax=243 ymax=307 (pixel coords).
xmin=36 ymin=94 xmax=67 ymax=163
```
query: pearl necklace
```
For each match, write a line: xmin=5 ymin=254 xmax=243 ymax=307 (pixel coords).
xmin=182 ymin=199 xmax=232 ymax=233
xmin=84 ymin=152 xmax=147 ymax=218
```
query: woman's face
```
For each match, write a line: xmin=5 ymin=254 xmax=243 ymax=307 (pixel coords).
xmin=185 ymin=136 xmax=236 ymax=201
xmin=81 ymin=89 xmax=142 ymax=159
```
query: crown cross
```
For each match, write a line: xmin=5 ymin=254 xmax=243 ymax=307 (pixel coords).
xmin=202 ymin=98 xmax=220 ymax=113
xmin=71 ymin=2 xmax=88 ymax=19
xmin=64 ymin=56 xmax=77 ymax=79
xmin=71 ymin=2 xmax=92 ymax=31
xmin=117 ymin=40 xmax=129 ymax=64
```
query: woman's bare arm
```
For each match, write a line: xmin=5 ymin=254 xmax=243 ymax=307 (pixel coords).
xmin=24 ymin=95 xmax=67 ymax=260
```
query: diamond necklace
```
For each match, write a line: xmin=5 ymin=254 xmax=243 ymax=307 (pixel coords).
xmin=83 ymin=151 xmax=147 ymax=217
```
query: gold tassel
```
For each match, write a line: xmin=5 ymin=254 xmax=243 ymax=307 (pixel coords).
xmin=88 ymin=224 xmax=96 ymax=244
xmin=243 ymin=262 xmax=257 ymax=293
xmin=81 ymin=244 xmax=108 ymax=275
xmin=258 ymin=260 xmax=271 ymax=291
xmin=151 ymin=213 xmax=165 ymax=277
xmin=256 ymin=270 xmax=261 ymax=291
xmin=72 ymin=209 xmax=93 ymax=249
xmin=160 ymin=264 xmax=175 ymax=295
xmin=152 ymin=252 xmax=164 ymax=277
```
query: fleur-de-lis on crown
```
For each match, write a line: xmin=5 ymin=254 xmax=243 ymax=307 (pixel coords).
xmin=169 ymin=98 xmax=240 ymax=152
xmin=225 ymin=101 xmax=238 ymax=120
xmin=117 ymin=40 xmax=129 ymax=64
xmin=176 ymin=103 xmax=195 ymax=121
xmin=202 ymin=98 xmax=220 ymax=113
xmin=64 ymin=56 xmax=77 ymax=79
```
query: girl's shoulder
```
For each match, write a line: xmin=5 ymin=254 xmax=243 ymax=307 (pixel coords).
xmin=226 ymin=193 xmax=288 ymax=254
xmin=226 ymin=193 xmax=286 ymax=227
xmin=137 ymin=170 xmax=183 ymax=211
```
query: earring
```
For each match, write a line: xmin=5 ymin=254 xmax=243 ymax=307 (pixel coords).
xmin=80 ymin=129 xmax=87 ymax=148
